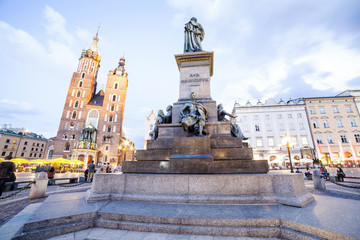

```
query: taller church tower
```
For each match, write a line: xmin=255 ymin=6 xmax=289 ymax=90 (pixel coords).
xmin=50 ymin=29 xmax=129 ymax=166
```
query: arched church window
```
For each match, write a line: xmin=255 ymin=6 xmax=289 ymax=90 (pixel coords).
xmin=63 ymin=134 xmax=68 ymax=140
xmin=81 ymin=73 xmax=85 ymax=79
xmin=86 ymin=109 xmax=100 ymax=128
xmin=76 ymin=90 xmax=81 ymax=98
xmin=114 ymin=83 xmax=118 ymax=89
xmin=79 ymin=81 xmax=83 ymax=87
xmin=107 ymin=126 xmax=111 ymax=133
xmin=65 ymin=142 xmax=70 ymax=151
xmin=111 ymin=104 xmax=115 ymax=111
xmin=72 ymin=111 xmax=77 ymax=119
xmin=74 ymin=101 xmax=79 ymax=108
xmin=112 ymin=95 xmax=116 ymax=102
xmin=91 ymin=62 xmax=95 ymax=72
xmin=84 ymin=60 xmax=88 ymax=70
xmin=69 ymin=122 xmax=75 ymax=130
xmin=103 ymin=136 xmax=106 ymax=142
xmin=109 ymin=115 xmax=113 ymax=122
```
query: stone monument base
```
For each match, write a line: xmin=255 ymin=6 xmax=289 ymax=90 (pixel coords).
xmin=86 ymin=172 xmax=314 ymax=208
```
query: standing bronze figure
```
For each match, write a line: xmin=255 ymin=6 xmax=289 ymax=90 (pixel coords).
xmin=180 ymin=92 xmax=208 ymax=136
xmin=184 ymin=17 xmax=205 ymax=53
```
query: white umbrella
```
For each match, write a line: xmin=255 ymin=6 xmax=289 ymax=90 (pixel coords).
xmin=300 ymin=158 xmax=313 ymax=164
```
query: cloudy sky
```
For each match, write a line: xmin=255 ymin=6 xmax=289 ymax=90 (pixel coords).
xmin=1 ymin=0 xmax=360 ymax=149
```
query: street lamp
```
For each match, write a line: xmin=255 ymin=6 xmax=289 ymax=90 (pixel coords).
xmin=285 ymin=139 xmax=294 ymax=173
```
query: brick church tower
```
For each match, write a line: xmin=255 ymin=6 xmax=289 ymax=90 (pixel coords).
xmin=49 ymin=29 xmax=129 ymax=166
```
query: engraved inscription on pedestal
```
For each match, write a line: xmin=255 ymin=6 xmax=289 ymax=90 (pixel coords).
xmin=175 ymin=52 xmax=214 ymax=100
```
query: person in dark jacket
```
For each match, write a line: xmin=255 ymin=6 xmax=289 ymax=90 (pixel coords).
xmin=337 ymin=167 xmax=345 ymax=182
xmin=0 ymin=155 xmax=16 ymax=196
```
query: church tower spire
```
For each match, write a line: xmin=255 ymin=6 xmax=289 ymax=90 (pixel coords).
xmin=90 ymin=25 xmax=100 ymax=52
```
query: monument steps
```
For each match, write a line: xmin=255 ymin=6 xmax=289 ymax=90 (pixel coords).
xmin=14 ymin=210 xmax=342 ymax=240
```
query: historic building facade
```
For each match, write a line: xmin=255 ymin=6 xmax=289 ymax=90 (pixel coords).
xmin=48 ymin=31 xmax=129 ymax=166
xmin=232 ymin=98 xmax=314 ymax=164
xmin=303 ymin=95 xmax=360 ymax=164
xmin=0 ymin=128 xmax=48 ymax=159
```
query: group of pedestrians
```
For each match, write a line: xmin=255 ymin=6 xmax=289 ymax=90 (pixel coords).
xmin=84 ymin=161 xmax=121 ymax=182
xmin=297 ymin=165 xmax=346 ymax=182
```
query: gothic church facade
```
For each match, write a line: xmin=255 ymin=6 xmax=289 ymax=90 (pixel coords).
xmin=48 ymin=31 xmax=128 ymax=165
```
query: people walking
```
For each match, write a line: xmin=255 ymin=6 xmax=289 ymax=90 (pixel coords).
xmin=87 ymin=161 xmax=95 ymax=182
xmin=337 ymin=166 xmax=345 ymax=182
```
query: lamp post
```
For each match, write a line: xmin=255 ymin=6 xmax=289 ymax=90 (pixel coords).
xmin=286 ymin=141 xmax=294 ymax=173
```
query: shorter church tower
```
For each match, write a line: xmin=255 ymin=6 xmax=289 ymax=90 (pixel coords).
xmin=50 ymin=30 xmax=129 ymax=166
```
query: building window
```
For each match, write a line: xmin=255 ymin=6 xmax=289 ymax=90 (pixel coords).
xmin=297 ymin=113 xmax=302 ymax=118
xmin=288 ymin=114 xmax=292 ymax=119
xmin=323 ymin=120 xmax=330 ymax=128
xmin=326 ymin=135 xmax=334 ymax=144
xmin=6 ymin=139 xmax=10 ymax=143
xmin=21 ymin=153 xmax=24 ymax=157
xmin=243 ymin=116 xmax=247 ymax=121
xmin=79 ymin=81 xmax=83 ymax=88
xmin=265 ymin=115 xmax=270 ymax=120
xmin=336 ymin=119 xmax=343 ymax=127
xmin=31 ymin=147 xmax=34 ymax=151
xmin=109 ymin=115 xmax=113 ymax=122
xmin=346 ymin=106 xmax=353 ymax=113
xmin=76 ymin=90 xmax=81 ymax=98
xmin=40 ymin=149 xmax=43 ymax=152
xmin=42 ymin=144 xmax=44 ymax=147
xmin=256 ymin=138 xmax=263 ymax=147
xmin=268 ymin=137 xmax=274 ymax=147
xmin=112 ymin=95 xmax=116 ymax=102
xmin=313 ymin=120 xmax=319 ymax=128
xmin=279 ymin=123 xmax=285 ymax=131
xmin=30 ymin=153 xmax=33 ymax=157
xmin=316 ymin=136 xmax=323 ymax=144
xmin=81 ymin=73 xmax=85 ymax=78
xmin=4 ymin=145 xmax=8 ymax=149
xmin=35 ymin=148 xmax=38 ymax=151
xmin=255 ymin=125 xmax=260 ymax=131
xmin=291 ymin=136 xmax=298 ymax=146
xmin=278 ymin=114 xmax=282 ymax=119
xmin=301 ymin=136 xmax=308 ymax=145
xmin=63 ymin=134 xmax=68 ymax=140
xmin=340 ymin=134 xmax=348 ymax=143
xmin=333 ymin=106 xmax=339 ymax=113
xmin=39 ymin=154 xmax=42 ymax=158
xmin=69 ymin=122 xmax=75 ymax=130
xmin=1 ymin=152 xmax=6 ymax=156
xmin=24 ymin=141 xmax=28 ymax=145
xmin=34 ymin=153 xmax=37 ymax=157
xmin=254 ymin=115 xmax=258 ymax=121
xmin=105 ymin=146 xmax=109 ymax=151
xmin=74 ymin=101 xmax=79 ymax=108
xmin=114 ymin=83 xmax=118 ymax=89
xmin=299 ymin=123 xmax=305 ymax=130
xmin=289 ymin=123 xmax=295 ymax=130
xmin=72 ymin=111 xmax=77 ymax=119
xmin=150 ymin=124 xmax=154 ymax=130
xmin=350 ymin=119 xmax=357 ymax=127
xmin=319 ymin=108 xmax=326 ymax=114
xmin=355 ymin=134 xmax=360 ymax=143
xmin=91 ymin=62 xmax=95 ymax=72
xmin=84 ymin=60 xmax=88 ymax=70
xmin=23 ymin=147 xmax=26 ymax=150
xmin=111 ymin=104 xmax=115 ymax=111
xmin=72 ymin=134 xmax=76 ymax=140
xmin=65 ymin=142 xmax=70 ymax=151
xmin=107 ymin=126 xmax=111 ymax=133
xmin=310 ymin=108 xmax=316 ymax=114
xmin=266 ymin=123 xmax=272 ymax=131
